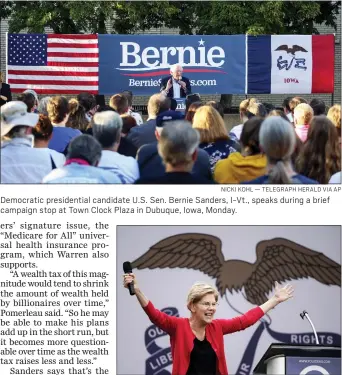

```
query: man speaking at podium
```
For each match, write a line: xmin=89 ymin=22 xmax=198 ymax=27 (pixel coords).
xmin=160 ymin=64 xmax=192 ymax=98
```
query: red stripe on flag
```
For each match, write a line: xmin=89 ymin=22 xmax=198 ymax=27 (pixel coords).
xmin=9 ymin=79 xmax=98 ymax=86
xmin=47 ymin=43 xmax=98 ymax=48
xmin=8 ymin=70 xmax=98 ymax=76
xmin=11 ymin=88 xmax=99 ymax=94
xmin=48 ymin=52 xmax=99 ymax=58
xmin=48 ymin=34 xmax=97 ymax=39
xmin=47 ymin=62 xmax=98 ymax=67
xmin=312 ymin=35 xmax=334 ymax=93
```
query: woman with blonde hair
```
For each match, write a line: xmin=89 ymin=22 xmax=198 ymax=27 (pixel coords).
xmin=0 ymin=72 xmax=12 ymax=107
xmin=123 ymin=272 xmax=294 ymax=375
xmin=229 ymin=98 xmax=267 ymax=141
xmin=327 ymin=104 xmax=341 ymax=145
xmin=192 ymin=105 xmax=240 ymax=172
xmin=296 ymin=116 xmax=340 ymax=184
xmin=246 ymin=117 xmax=318 ymax=184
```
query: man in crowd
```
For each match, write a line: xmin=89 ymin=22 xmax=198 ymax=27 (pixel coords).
xmin=109 ymin=93 xmax=129 ymax=115
xmin=1 ymin=101 xmax=52 ymax=183
xmin=136 ymin=111 xmax=212 ymax=181
xmin=136 ymin=121 xmax=213 ymax=184
xmin=160 ymin=64 xmax=192 ymax=98
xmin=91 ymin=111 xmax=139 ymax=183
xmin=42 ymin=134 xmax=122 ymax=184
xmin=122 ymin=90 xmax=143 ymax=125
xmin=126 ymin=93 xmax=171 ymax=149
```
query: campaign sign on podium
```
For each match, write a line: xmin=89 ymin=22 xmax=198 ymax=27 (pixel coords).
xmin=286 ymin=356 xmax=341 ymax=375
xmin=175 ymin=98 xmax=186 ymax=113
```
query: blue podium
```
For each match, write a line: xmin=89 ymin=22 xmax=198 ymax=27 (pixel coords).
xmin=253 ymin=344 xmax=341 ymax=375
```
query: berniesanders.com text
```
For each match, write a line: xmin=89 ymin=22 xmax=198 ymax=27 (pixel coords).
xmin=128 ymin=78 xmax=217 ymax=87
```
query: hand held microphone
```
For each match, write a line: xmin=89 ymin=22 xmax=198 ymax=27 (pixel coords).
xmin=300 ymin=310 xmax=319 ymax=345
xmin=123 ymin=261 xmax=135 ymax=296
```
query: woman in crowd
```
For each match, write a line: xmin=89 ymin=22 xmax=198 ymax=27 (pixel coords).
xmin=214 ymin=117 xmax=266 ymax=183
xmin=67 ymin=98 xmax=89 ymax=133
xmin=118 ymin=114 xmax=138 ymax=157
xmin=327 ymin=104 xmax=341 ymax=146
xmin=47 ymin=96 xmax=82 ymax=154
xmin=245 ymin=117 xmax=318 ymax=184
xmin=192 ymin=105 xmax=240 ymax=172
xmin=123 ymin=272 xmax=294 ymax=375
xmin=268 ymin=110 xmax=303 ymax=165
xmin=37 ymin=96 xmax=52 ymax=116
xmin=32 ymin=114 xmax=66 ymax=168
xmin=296 ymin=116 xmax=341 ymax=184
xmin=229 ymin=99 xmax=267 ymax=141
xmin=185 ymin=102 xmax=203 ymax=124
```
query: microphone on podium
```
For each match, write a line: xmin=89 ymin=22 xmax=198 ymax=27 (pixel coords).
xmin=123 ymin=261 xmax=135 ymax=296
xmin=300 ymin=310 xmax=319 ymax=345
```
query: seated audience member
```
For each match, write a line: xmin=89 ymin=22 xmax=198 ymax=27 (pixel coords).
xmin=122 ymin=90 xmax=143 ymax=125
xmin=214 ymin=117 xmax=267 ymax=184
xmin=77 ymin=92 xmax=97 ymax=120
xmin=47 ymin=96 xmax=82 ymax=154
xmin=293 ymin=103 xmax=314 ymax=142
xmin=109 ymin=93 xmax=129 ymax=115
xmin=135 ymin=122 xmax=213 ymax=184
xmin=32 ymin=114 xmax=66 ymax=168
xmin=282 ymin=97 xmax=293 ymax=123
xmin=192 ymin=105 xmax=240 ymax=172
xmin=327 ymin=104 xmax=341 ymax=145
xmin=37 ymin=96 xmax=52 ymax=116
xmin=17 ymin=92 xmax=37 ymax=113
xmin=229 ymin=99 xmax=266 ymax=141
xmin=91 ymin=111 xmax=139 ymax=183
xmin=23 ymin=89 xmax=39 ymax=112
xmin=245 ymin=117 xmax=318 ymax=184
xmin=127 ymin=93 xmax=171 ymax=149
xmin=43 ymin=135 xmax=122 ymax=184
xmin=268 ymin=109 xmax=303 ymax=165
xmin=137 ymin=111 xmax=211 ymax=181
xmin=1 ymin=101 xmax=52 ymax=183
xmin=329 ymin=171 xmax=341 ymax=184
xmin=296 ymin=116 xmax=340 ymax=184
xmin=310 ymin=98 xmax=326 ymax=116
xmin=185 ymin=101 xmax=203 ymax=124
xmin=206 ymin=101 xmax=225 ymax=119
xmin=67 ymin=98 xmax=89 ymax=133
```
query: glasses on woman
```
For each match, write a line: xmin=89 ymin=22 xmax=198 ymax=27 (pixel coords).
xmin=198 ymin=302 xmax=219 ymax=308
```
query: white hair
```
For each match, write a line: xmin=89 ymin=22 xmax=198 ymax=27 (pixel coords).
xmin=170 ymin=64 xmax=183 ymax=73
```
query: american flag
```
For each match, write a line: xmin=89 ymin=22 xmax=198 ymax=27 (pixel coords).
xmin=7 ymin=34 xmax=99 ymax=94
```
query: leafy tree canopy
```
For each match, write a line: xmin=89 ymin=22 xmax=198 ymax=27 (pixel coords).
xmin=1 ymin=1 xmax=340 ymax=35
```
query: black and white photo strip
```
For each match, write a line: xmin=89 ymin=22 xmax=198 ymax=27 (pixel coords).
xmin=118 ymin=226 xmax=341 ymax=375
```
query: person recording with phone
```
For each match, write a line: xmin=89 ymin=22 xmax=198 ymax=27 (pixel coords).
xmin=123 ymin=268 xmax=294 ymax=375
xmin=160 ymin=64 xmax=192 ymax=98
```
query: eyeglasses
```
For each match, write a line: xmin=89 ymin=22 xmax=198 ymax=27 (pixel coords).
xmin=198 ymin=302 xmax=219 ymax=308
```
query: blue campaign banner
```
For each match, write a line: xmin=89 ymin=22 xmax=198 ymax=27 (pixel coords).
xmin=98 ymin=35 xmax=246 ymax=95
xmin=286 ymin=357 xmax=341 ymax=375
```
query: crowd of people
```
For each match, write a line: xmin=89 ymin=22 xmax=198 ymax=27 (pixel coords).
xmin=0 ymin=85 xmax=341 ymax=184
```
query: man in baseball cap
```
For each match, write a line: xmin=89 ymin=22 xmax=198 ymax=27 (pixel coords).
xmin=1 ymin=101 xmax=53 ymax=183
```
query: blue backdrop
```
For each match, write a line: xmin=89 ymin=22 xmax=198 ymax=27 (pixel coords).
xmin=98 ymin=35 xmax=246 ymax=95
